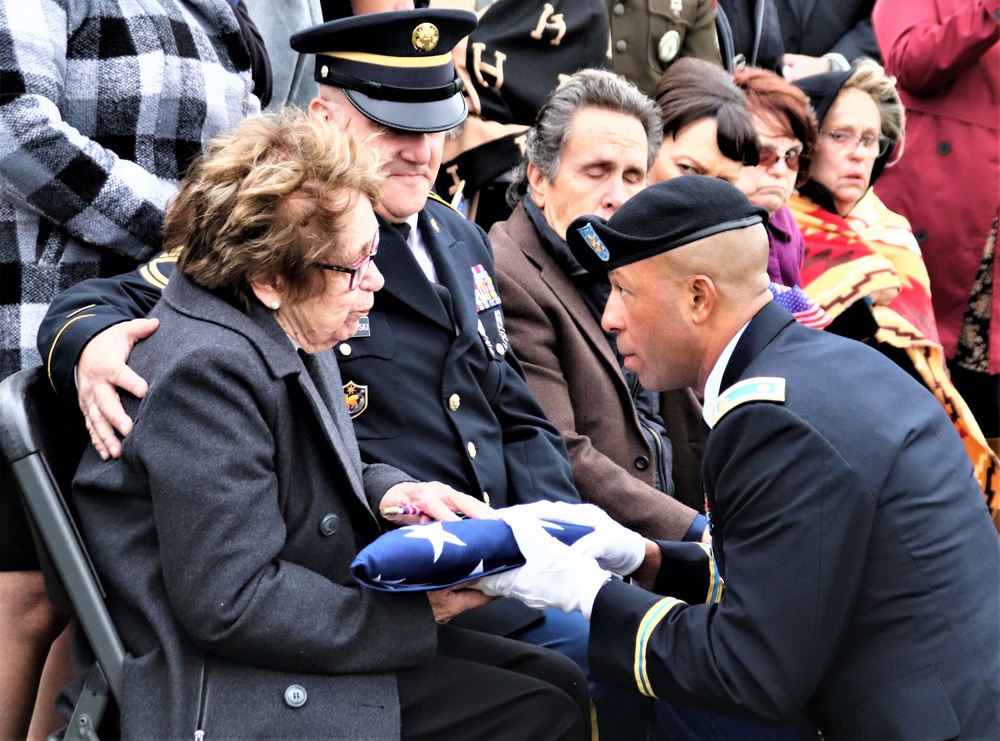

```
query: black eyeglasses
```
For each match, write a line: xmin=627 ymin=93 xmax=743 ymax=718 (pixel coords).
xmin=819 ymin=130 xmax=891 ymax=157
xmin=315 ymin=228 xmax=380 ymax=290
xmin=757 ymin=145 xmax=802 ymax=172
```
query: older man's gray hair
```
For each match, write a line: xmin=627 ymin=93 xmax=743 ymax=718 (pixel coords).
xmin=507 ymin=69 xmax=663 ymax=208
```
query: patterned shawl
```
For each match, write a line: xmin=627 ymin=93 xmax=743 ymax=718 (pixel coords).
xmin=789 ymin=190 xmax=1000 ymax=520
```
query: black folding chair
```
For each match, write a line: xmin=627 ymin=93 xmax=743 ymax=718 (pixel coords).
xmin=0 ymin=367 xmax=124 ymax=741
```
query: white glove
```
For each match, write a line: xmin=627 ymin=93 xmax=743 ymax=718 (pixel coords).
xmin=498 ymin=501 xmax=647 ymax=577
xmin=476 ymin=514 xmax=612 ymax=621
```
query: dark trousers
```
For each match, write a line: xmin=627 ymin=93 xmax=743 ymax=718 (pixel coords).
xmin=397 ymin=624 xmax=591 ymax=741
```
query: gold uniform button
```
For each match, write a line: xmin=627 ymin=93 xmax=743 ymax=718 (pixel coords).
xmin=338 ymin=344 xmax=352 ymax=356
xmin=467 ymin=441 xmax=477 ymax=459
xmin=448 ymin=394 xmax=461 ymax=411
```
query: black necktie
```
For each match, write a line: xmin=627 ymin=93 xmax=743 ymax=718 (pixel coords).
xmin=390 ymin=221 xmax=411 ymax=241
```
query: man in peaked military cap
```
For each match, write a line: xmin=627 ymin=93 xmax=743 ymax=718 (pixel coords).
xmin=475 ymin=176 xmax=1000 ymax=738
xmin=38 ymin=6 xmax=628 ymax=736
xmin=291 ymin=8 xmax=473 ymax=133
xmin=288 ymin=8 xmax=608 ymax=664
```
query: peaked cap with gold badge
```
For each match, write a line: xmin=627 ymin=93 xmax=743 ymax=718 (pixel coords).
xmin=290 ymin=9 xmax=477 ymax=133
xmin=566 ymin=176 xmax=769 ymax=274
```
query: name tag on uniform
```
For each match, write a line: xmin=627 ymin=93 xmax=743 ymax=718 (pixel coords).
xmin=353 ymin=315 xmax=371 ymax=337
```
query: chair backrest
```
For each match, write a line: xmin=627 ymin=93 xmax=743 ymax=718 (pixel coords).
xmin=0 ymin=367 xmax=125 ymax=701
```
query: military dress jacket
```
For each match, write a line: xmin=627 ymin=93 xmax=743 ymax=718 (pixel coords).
xmin=605 ymin=0 xmax=722 ymax=98
xmin=72 ymin=272 xmax=434 ymax=739
xmin=589 ymin=301 xmax=1000 ymax=739
xmin=336 ymin=197 xmax=579 ymax=510
xmin=491 ymin=203 xmax=705 ymax=539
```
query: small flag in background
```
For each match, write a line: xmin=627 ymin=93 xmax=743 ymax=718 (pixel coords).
xmin=769 ymin=283 xmax=832 ymax=329
xmin=351 ymin=519 xmax=592 ymax=592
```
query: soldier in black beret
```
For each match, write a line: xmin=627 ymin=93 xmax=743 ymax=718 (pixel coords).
xmin=476 ymin=174 xmax=1000 ymax=739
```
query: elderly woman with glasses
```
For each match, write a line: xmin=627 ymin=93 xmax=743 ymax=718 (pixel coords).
xmin=788 ymin=60 xmax=999 ymax=508
xmin=67 ymin=109 xmax=592 ymax=740
xmin=733 ymin=66 xmax=817 ymax=290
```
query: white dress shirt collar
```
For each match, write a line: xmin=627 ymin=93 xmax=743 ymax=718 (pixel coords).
xmin=701 ymin=321 xmax=751 ymax=429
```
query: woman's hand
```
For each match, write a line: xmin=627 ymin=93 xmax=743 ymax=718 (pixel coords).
xmin=427 ymin=585 xmax=494 ymax=623
xmin=380 ymin=482 xmax=499 ymax=524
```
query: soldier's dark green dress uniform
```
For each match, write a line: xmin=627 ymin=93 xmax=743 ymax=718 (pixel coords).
xmin=606 ymin=0 xmax=723 ymax=98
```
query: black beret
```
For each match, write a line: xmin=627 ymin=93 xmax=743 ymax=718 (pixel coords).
xmin=566 ymin=176 xmax=769 ymax=273
xmin=290 ymin=9 xmax=477 ymax=133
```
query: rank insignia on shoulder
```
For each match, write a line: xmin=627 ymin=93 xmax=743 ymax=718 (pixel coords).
xmin=343 ymin=381 xmax=368 ymax=419
xmin=427 ymin=191 xmax=463 ymax=216
xmin=577 ymin=223 xmax=609 ymax=262
xmin=712 ymin=377 xmax=785 ymax=426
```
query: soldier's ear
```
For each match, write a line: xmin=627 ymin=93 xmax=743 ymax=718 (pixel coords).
xmin=688 ymin=275 xmax=717 ymax=325
xmin=526 ymin=163 xmax=547 ymax=208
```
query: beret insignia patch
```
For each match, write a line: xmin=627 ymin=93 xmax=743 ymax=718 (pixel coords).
xmin=578 ymin=223 xmax=609 ymax=262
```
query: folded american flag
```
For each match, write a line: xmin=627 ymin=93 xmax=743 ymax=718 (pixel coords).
xmin=351 ymin=519 xmax=593 ymax=592
xmin=768 ymin=282 xmax=832 ymax=329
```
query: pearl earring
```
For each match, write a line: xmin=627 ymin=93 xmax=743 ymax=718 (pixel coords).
xmin=270 ymin=300 xmax=280 ymax=310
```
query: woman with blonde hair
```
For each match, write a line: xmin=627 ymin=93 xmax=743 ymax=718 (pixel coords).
xmin=791 ymin=60 xmax=999 ymax=517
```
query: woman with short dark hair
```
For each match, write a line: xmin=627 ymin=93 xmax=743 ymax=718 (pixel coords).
xmin=650 ymin=57 xmax=761 ymax=186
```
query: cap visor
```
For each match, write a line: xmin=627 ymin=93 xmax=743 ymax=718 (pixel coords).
xmin=344 ymin=89 xmax=468 ymax=133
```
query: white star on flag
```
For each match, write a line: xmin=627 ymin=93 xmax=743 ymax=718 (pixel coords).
xmin=402 ymin=522 xmax=468 ymax=561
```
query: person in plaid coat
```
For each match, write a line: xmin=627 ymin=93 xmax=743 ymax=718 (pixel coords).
xmin=0 ymin=0 xmax=261 ymax=735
